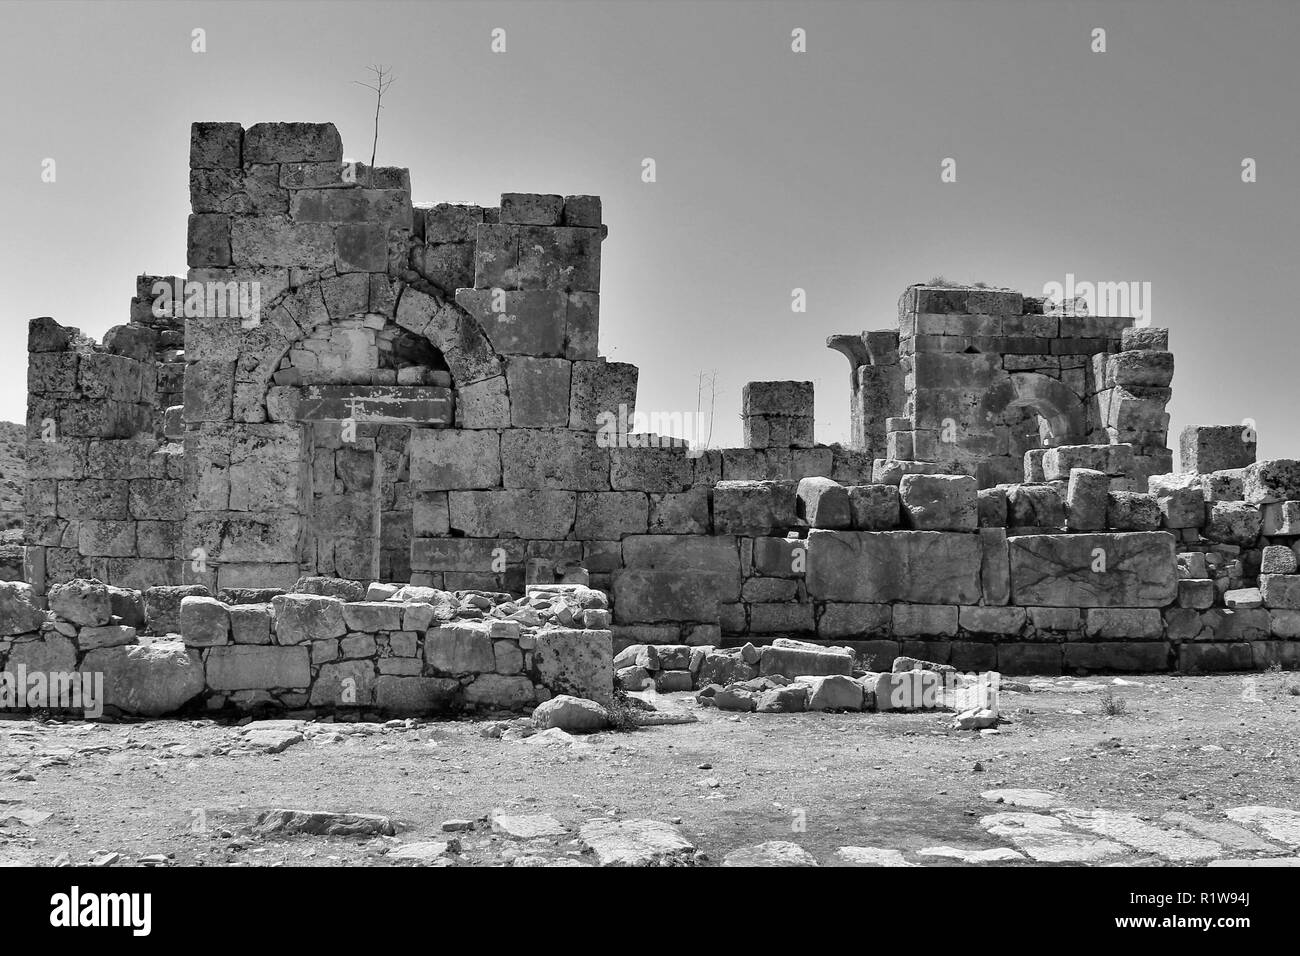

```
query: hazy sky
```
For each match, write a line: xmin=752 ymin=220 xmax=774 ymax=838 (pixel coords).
xmin=1 ymin=0 xmax=1296 ymax=457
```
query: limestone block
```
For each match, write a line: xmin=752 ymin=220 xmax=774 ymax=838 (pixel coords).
xmin=958 ymin=605 xmax=1026 ymax=637
xmin=409 ymin=429 xmax=501 ymax=489
xmin=1007 ymin=484 xmax=1065 ymax=529
xmin=1205 ymin=501 xmax=1262 ymax=546
xmin=501 ymin=429 xmax=609 ymax=491
xmin=899 ymin=474 xmax=977 ymax=531
xmin=977 ymin=487 xmax=1008 ymax=528
xmin=229 ymin=603 xmax=272 ymax=644
xmin=647 ymin=489 xmax=710 ymax=534
xmin=1084 ymin=608 xmax=1164 ymax=640
xmin=77 ymin=624 xmax=137 ymax=650
xmin=612 ymin=570 xmax=721 ymax=624
xmin=425 ymin=622 xmax=495 ymax=672
xmin=1153 ymin=483 xmax=1205 ymax=529
xmin=1181 ymin=425 xmax=1257 ymax=475
xmin=180 ymin=595 xmax=231 ymax=646
xmin=375 ymin=675 xmax=460 ymax=714
xmin=187 ymin=214 xmax=231 ymax=268
xmin=270 ymin=594 xmax=346 ymax=644
xmin=514 ymin=225 xmax=601 ymax=292
xmin=608 ymin=444 xmax=696 ymax=493
xmin=1007 ymin=532 xmax=1177 ymax=607
xmin=1106 ymin=492 xmax=1162 ymax=531
xmin=1177 ymin=579 xmax=1216 ymax=609
xmin=794 ymin=477 xmax=851 ymax=530
xmin=190 ymin=122 xmax=242 ymax=169
xmin=1042 ymin=444 xmax=1135 ymax=480
xmin=562 ymin=195 xmax=601 ymax=227
xmin=1065 ymin=468 xmax=1108 ymax=531
xmin=448 ymin=489 xmax=576 ymax=538
xmin=229 ymin=215 xmax=334 ymax=268
xmin=1261 ymin=544 xmax=1298 ymax=575
xmin=568 ymin=361 xmax=637 ymax=431
xmin=1109 ymin=349 xmax=1173 ymax=388
xmin=0 ymin=582 xmax=47 ymax=635
xmin=48 ymin=579 xmax=112 ymax=627
xmin=892 ymin=603 xmax=958 ymax=637
xmin=81 ymin=641 xmax=204 ymax=716
xmin=341 ymin=601 xmax=404 ymax=632
xmin=1242 ymin=460 xmax=1300 ymax=505
xmin=455 ymin=288 xmax=566 ymax=357
xmin=463 ymin=674 xmax=536 ymax=709
xmin=243 ymin=122 xmax=342 ymax=164
xmin=533 ymin=627 xmax=613 ymax=706
xmin=843 ymin=484 xmax=900 ymax=531
xmin=506 ymin=357 xmax=571 ymax=427
xmin=817 ymin=602 xmax=892 ymax=639
xmin=143 ymin=584 xmax=210 ymax=634
xmin=713 ymin=480 xmax=798 ymax=535
xmin=500 ymin=193 xmax=564 ymax=226
xmin=805 ymin=530 xmax=983 ymax=604
xmin=310 ymin=660 xmax=376 ymax=706
xmin=206 ymin=645 xmax=310 ymax=690
xmin=574 ymin=491 xmax=648 ymax=539
xmin=759 ymin=637 xmax=852 ymax=678
xmin=1261 ymin=501 xmax=1300 ymax=536
xmin=1260 ymin=574 xmax=1300 ymax=610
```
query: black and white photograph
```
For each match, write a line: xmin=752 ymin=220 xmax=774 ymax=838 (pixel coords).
xmin=0 ymin=0 xmax=1295 ymax=935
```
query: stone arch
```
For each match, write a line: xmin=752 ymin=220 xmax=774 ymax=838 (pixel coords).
xmin=246 ymin=277 xmax=499 ymax=417
xmin=983 ymin=372 xmax=1086 ymax=448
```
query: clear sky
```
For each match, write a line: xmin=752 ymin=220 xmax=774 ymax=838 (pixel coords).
xmin=1 ymin=0 xmax=1296 ymax=456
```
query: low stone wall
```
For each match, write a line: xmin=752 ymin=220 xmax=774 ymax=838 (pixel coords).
xmin=0 ymin=578 xmax=612 ymax=718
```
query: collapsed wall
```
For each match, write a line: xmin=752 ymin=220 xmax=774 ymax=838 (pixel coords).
xmin=14 ymin=119 xmax=1300 ymax=678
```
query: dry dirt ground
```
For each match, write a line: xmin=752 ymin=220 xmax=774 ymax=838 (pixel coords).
xmin=2 ymin=672 xmax=1298 ymax=867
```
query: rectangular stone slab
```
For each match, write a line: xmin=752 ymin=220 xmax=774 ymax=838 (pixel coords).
xmin=297 ymin=385 xmax=452 ymax=424
xmin=805 ymin=530 xmax=982 ymax=604
xmin=1007 ymin=532 xmax=1176 ymax=607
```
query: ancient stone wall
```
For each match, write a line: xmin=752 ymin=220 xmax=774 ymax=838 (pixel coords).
xmin=830 ymin=287 xmax=1174 ymax=489
xmin=16 ymin=119 xmax=1299 ymax=675
xmin=0 ymin=578 xmax=611 ymax=717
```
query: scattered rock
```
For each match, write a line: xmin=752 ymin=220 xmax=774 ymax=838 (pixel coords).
xmin=531 ymin=695 xmax=610 ymax=733
xmin=830 ymin=847 xmax=915 ymax=867
xmin=578 ymin=818 xmax=695 ymax=866
xmin=722 ymin=841 xmax=818 ymax=867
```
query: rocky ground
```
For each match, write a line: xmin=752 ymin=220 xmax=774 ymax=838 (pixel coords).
xmin=1 ymin=671 xmax=1298 ymax=867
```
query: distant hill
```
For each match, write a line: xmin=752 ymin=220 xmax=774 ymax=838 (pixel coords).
xmin=0 ymin=421 xmax=24 ymax=530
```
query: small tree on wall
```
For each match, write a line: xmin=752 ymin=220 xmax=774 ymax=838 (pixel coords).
xmin=354 ymin=64 xmax=395 ymax=186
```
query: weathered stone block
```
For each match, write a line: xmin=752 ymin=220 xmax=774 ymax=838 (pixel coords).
xmin=795 ymin=477 xmax=851 ymax=529
xmin=1007 ymin=532 xmax=1177 ymax=607
xmin=759 ymin=638 xmax=852 ymax=678
xmin=506 ymin=357 xmax=571 ymax=428
xmin=229 ymin=603 xmax=272 ymax=644
xmin=1260 ymin=574 xmax=1300 ymax=610
xmin=48 ymin=579 xmax=112 ymax=627
xmin=977 ymin=487 xmax=1008 ymax=527
xmin=1180 ymin=425 xmax=1256 ymax=475
xmin=613 ymin=570 xmax=721 ymax=624
xmin=1065 ymin=468 xmax=1108 ymax=531
xmin=270 ymin=594 xmax=346 ymax=644
xmin=958 ymin=605 xmax=1026 ymax=636
xmin=899 ymin=474 xmax=977 ymax=531
xmin=1206 ymin=501 xmax=1262 ymax=546
xmin=892 ymin=603 xmax=958 ymax=637
xmin=243 ymin=122 xmax=342 ymax=164
xmin=81 ymin=641 xmax=204 ymax=716
xmin=448 ymin=490 xmax=576 ymax=538
xmin=375 ymin=675 xmax=461 ymax=714
xmin=425 ymin=622 xmax=495 ymax=673
xmin=310 ymin=660 xmax=376 ymax=706
xmin=409 ymin=429 xmax=501 ymax=489
xmin=207 ymin=645 xmax=310 ymax=690
xmin=713 ymin=480 xmax=798 ymax=535
xmin=805 ymin=530 xmax=983 ymax=604
xmin=180 ymin=595 xmax=231 ymax=646
xmin=1007 ymin=484 xmax=1065 ymax=529
xmin=846 ymin=484 xmax=900 ymax=530
xmin=1084 ymin=607 xmax=1164 ymax=640
xmin=1106 ymin=492 xmax=1161 ymax=531
xmin=574 ymin=492 xmax=648 ymax=539
xmin=1241 ymin=460 xmax=1300 ymax=505
xmin=533 ymin=627 xmax=613 ymax=706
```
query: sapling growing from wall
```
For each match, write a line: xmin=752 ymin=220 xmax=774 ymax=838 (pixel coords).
xmin=354 ymin=64 xmax=395 ymax=187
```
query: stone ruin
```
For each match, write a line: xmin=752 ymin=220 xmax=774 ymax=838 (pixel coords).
xmin=4 ymin=119 xmax=1300 ymax=719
